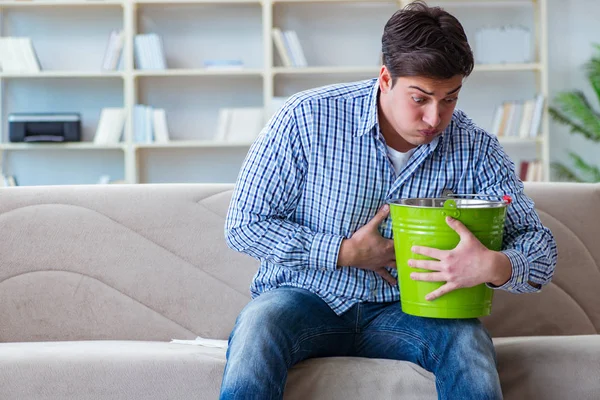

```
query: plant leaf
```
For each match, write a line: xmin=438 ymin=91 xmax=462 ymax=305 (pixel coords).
xmin=551 ymin=91 xmax=600 ymax=141
xmin=587 ymin=44 xmax=600 ymax=106
xmin=548 ymin=106 xmax=599 ymax=141
xmin=568 ymin=152 xmax=600 ymax=182
xmin=551 ymin=162 xmax=582 ymax=182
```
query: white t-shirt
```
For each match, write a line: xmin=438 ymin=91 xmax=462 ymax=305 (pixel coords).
xmin=386 ymin=145 xmax=416 ymax=176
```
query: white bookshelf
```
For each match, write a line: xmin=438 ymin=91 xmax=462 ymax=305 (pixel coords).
xmin=0 ymin=0 xmax=549 ymax=185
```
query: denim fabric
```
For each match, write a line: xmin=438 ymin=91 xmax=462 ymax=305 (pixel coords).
xmin=220 ymin=287 xmax=502 ymax=400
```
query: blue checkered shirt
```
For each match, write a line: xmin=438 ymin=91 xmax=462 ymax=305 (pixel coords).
xmin=225 ymin=78 xmax=558 ymax=315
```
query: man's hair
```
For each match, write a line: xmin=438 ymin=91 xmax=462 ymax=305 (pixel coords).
xmin=381 ymin=1 xmax=474 ymax=82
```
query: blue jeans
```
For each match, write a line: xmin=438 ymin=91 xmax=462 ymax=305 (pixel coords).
xmin=219 ymin=287 xmax=502 ymax=400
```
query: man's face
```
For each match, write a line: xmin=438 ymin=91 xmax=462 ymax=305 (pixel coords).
xmin=378 ymin=69 xmax=463 ymax=152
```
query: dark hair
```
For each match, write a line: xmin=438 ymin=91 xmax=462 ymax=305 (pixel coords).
xmin=381 ymin=1 xmax=474 ymax=82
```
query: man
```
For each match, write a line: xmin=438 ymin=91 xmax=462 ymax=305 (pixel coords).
xmin=220 ymin=1 xmax=557 ymax=399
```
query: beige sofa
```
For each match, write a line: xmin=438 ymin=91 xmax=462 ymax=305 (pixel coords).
xmin=0 ymin=182 xmax=598 ymax=399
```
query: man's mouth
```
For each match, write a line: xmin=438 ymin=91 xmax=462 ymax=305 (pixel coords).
xmin=418 ymin=129 xmax=439 ymax=136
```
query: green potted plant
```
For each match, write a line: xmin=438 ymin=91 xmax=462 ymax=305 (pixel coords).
xmin=549 ymin=44 xmax=600 ymax=182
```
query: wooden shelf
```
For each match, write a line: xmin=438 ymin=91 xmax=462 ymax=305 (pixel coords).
xmin=273 ymin=0 xmax=394 ymax=3
xmin=135 ymin=0 xmax=261 ymax=4
xmin=0 ymin=1 xmax=124 ymax=8
xmin=133 ymin=69 xmax=263 ymax=78
xmin=273 ymin=66 xmax=378 ymax=76
xmin=272 ymin=63 xmax=542 ymax=76
xmin=429 ymin=0 xmax=533 ymax=7
xmin=134 ymin=141 xmax=253 ymax=149
xmin=497 ymin=136 xmax=543 ymax=144
xmin=0 ymin=142 xmax=126 ymax=151
xmin=474 ymin=63 xmax=542 ymax=72
xmin=0 ymin=71 xmax=125 ymax=79
xmin=0 ymin=0 xmax=550 ymax=184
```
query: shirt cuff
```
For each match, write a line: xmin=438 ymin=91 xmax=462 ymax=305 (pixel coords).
xmin=486 ymin=249 xmax=541 ymax=293
xmin=308 ymin=232 xmax=344 ymax=271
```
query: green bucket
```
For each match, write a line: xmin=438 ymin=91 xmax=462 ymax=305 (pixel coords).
xmin=389 ymin=195 xmax=510 ymax=319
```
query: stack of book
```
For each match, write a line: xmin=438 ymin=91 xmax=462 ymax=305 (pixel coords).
xmin=203 ymin=59 xmax=244 ymax=70
xmin=0 ymin=173 xmax=18 ymax=187
xmin=133 ymin=104 xmax=170 ymax=144
xmin=93 ymin=106 xmax=170 ymax=145
xmin=490 ymin=94 xmax=545 ymax=138
xmin=134 ymin=33 xmax=167 ymax=70
xmin=0 ymin=37 xmax=41 ymax=73
xmin=271 ymin=28 xmax=307 ymax=67
xmin=519 ymin=160 xmax=543 ymax=182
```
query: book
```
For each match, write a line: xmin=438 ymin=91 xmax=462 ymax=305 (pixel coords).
xmin=94 ymin=108 xmax=126 ymax=144
xmin=203 ymin=59 xmax=244 ymax=70
xmin=134 ymin=33 xmax=167 ymax=70
xmin=272 ymin=28 xmax=292 ymax=67
xmin=101 ymin=30 xmax=124 ymax=71
xmin=152 ymin=109 xmax=170 ymax=144
xmin=215 ymin=107 xmax=264 ymax=143
xmin=0 ymin=37 xmax=41 ymax=73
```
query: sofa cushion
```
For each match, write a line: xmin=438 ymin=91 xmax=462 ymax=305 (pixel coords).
xmin=1 ymin=335 xmax=599 ymax=400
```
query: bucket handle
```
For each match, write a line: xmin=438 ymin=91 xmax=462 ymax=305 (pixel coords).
xmin=442 ymin=199 xmax=461 ymax=218
xmin=444 ymin=192 xmax=513 ymax=205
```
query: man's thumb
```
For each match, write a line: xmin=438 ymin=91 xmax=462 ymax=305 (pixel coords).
xmin=369 ymin=204 xmax=390 ymax=227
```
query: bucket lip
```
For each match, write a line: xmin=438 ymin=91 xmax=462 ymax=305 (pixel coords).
xmin=387 ymin=197 xmax=508 ymax=209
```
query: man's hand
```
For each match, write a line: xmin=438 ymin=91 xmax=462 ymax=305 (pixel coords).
xmin=408 ymin=216 xmax=512 ymax=301
xmin=337 ymin=204 xmax=397 ymax=286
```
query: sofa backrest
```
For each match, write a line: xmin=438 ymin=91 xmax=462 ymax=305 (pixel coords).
xmin=0 ymin=182 xmax=598 ymax=343
xmin=0 ymin=184 xmax=257 ymax=342
xmin=482 ymin=182 xmax=600 ymax=337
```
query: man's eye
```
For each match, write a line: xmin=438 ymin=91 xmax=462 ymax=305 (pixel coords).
xmin=412 ymin=97 xmax=425 ymax=104
xmin=445 ymin=97 xmax=458 ymax=103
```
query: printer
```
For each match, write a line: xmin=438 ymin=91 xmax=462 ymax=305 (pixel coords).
xmin=8 ymin=113 xmax=81 ymax=143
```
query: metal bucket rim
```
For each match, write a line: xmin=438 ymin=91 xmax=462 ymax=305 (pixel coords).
xmin=388 ymin=198 xmax=508 ymax=209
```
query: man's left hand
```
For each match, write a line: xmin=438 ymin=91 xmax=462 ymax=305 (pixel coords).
xmin=408 ymin=216 xmax=512 ymax=301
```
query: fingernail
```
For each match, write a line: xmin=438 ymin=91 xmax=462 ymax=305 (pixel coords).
xmin=410 ymin=273 xmax=416 ymax=279
xmin=382 ymin=204 xmax=389 ymax=212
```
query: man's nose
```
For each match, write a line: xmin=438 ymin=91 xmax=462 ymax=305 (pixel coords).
xmin=423 ymin=104 xmax=441 ymax=128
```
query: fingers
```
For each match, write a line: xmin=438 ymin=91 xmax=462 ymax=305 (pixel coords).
xmin=376 ymin=268 xmax=397 ymax=286
xmin=408 ymin=258 xmax=441 ymax=271
xmin=367 ymin=204 xmax=390 ymax=229
xmin=410 ymin=271 xmax=445 ymax=282
xmin=411 ymin=245 xmax=446 ymax=260
xmin=445 ymin=217 xmax=472 ymax=239
xmin=425 ymin=282 xmax=458 ymax=301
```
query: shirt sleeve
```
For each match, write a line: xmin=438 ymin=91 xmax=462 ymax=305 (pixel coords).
xmin=224 ymin=100 xmax=344 ymax=271
xmin=476 ymin=135 xmax=558 ymax=293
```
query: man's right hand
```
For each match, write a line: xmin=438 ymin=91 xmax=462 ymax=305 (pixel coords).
xmin=337 ymin=204 xmax=397 ymax=286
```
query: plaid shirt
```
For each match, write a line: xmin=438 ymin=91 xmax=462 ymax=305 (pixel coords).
xmin=225 ymin=78 xmax=557 ymax=315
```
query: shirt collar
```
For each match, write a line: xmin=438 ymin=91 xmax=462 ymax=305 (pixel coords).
xmin=355 ymin=78 xmax=380 ymax=137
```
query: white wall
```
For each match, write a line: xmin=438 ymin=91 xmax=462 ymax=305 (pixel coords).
xmin=547 ymin=0 xmax=600 ymax=180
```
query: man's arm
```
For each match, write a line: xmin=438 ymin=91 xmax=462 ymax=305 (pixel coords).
xmin=225 ymin=101 xmax=343 ymax=272
xmin=477 ymin=136 xmax=558 ymax=293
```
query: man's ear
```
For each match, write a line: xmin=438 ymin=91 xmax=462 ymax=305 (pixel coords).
xmin=379 ymin=66 xmax=393 ymax=94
